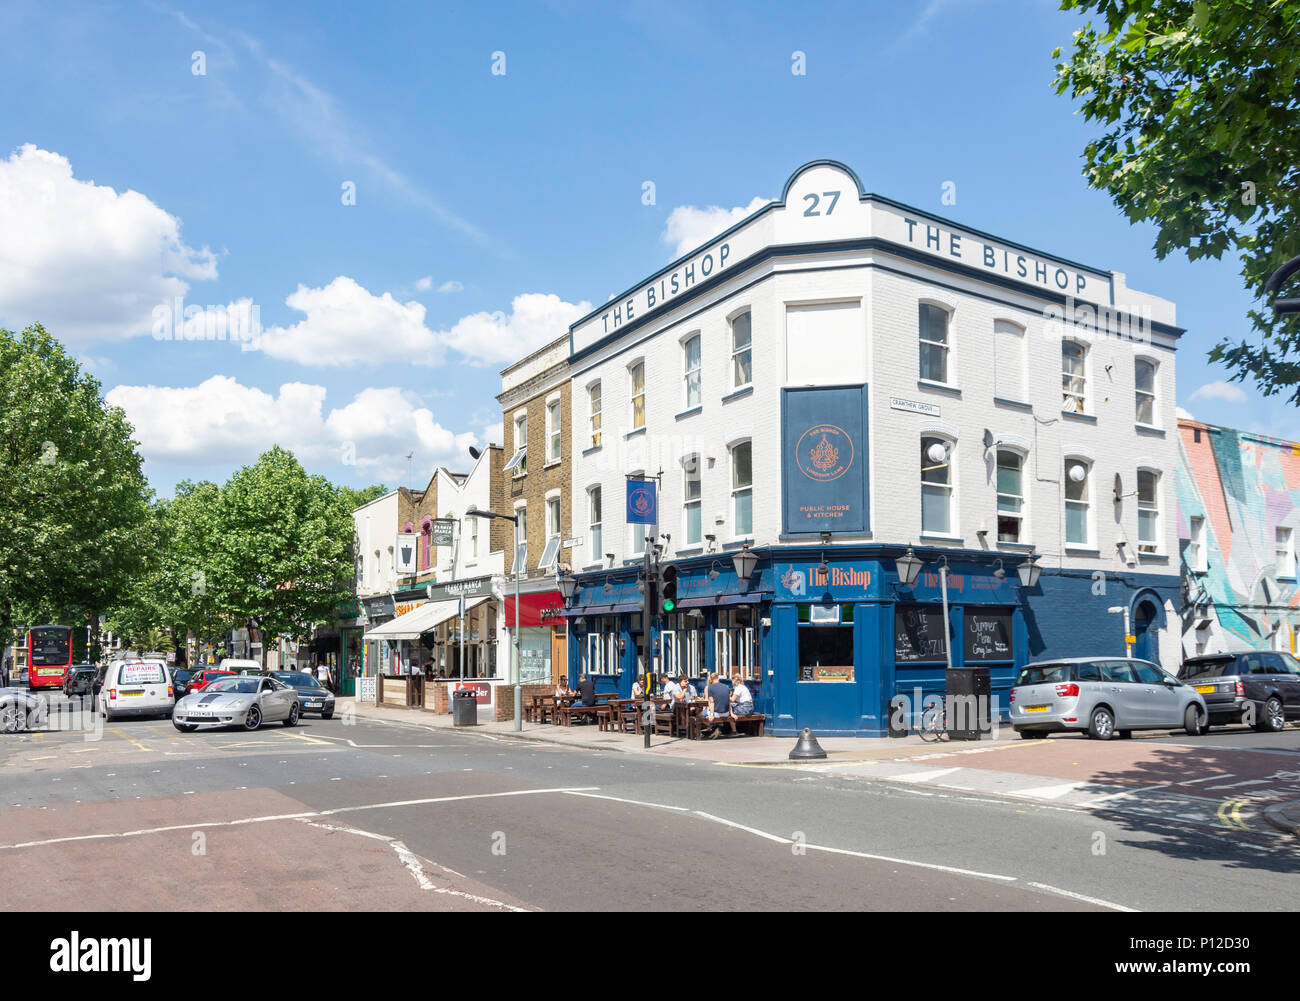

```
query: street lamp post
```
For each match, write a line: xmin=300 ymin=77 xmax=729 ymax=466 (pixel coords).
xmin=467 ymin=506 xmax=523 ymax=731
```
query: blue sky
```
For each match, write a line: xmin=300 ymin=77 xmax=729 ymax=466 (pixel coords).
xmin=0 ymin=0 xmax=1287 ymax=496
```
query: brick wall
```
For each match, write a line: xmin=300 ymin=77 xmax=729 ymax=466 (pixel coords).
xmin=501 ymin=380 xmax=573 ymax=576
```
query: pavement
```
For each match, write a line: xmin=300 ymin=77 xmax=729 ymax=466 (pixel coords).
xmin=342 ymin=697 xmax=1300 ymax=837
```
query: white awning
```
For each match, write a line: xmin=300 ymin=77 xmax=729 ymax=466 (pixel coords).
xmin=364 ymin=596 xmax=489 ymax=641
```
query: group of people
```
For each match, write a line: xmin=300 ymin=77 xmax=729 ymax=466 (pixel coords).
xmin=553 ymin=671 xmax=754 ymax=738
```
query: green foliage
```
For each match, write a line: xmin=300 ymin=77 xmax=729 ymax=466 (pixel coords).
xmin=0 ymin=324 xmax=152 ymax=645
xmin=1053 ymin=0 xmax=1300 ymax=400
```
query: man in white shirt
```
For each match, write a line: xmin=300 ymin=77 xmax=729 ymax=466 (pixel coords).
xmin=661 ymin=675 xmax=682 ymax=705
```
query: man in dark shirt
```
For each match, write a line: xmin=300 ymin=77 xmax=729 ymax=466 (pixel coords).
xmin=704 ymin=672 xmax=736 ymax=738
xmin=575 ymin=673 xmax=597 ymax=707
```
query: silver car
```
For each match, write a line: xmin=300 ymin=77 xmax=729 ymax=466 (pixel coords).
xmin=1010 ymin=657 xmax=1208 ymax=740
xmin=172 ymin=675 xmax=300 ymax=732
xmin=0 ymin=687 xmax=48 ymax=733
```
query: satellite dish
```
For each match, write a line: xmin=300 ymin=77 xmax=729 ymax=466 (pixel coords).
xmin=1113 ymin=472 xmax=1124 ymax=502
xmin=927 ymin=442 xmax=948 ymax=464
xmin=468 ymin=446 xmax=481 ymax=460
xmin=1067 ymin=462 xmax=1087 ymax=483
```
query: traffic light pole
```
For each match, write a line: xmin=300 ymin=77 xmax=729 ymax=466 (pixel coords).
xmin=643 ymin=544 xmax=654 ymax=748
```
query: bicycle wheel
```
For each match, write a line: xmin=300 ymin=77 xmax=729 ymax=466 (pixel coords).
xmin=918 ymin=705 xmax=944 ymax=741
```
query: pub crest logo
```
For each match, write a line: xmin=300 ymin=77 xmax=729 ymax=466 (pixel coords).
xmin=780 ymin=565 xmax=806 ymax=596
xmin=795 ymin=424 xmax=853 ymax=482
xmin=630 ymin=486 xmax=654 ymax=517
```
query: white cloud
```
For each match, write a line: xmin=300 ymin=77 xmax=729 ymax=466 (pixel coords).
xmin=662 ymin=196 xmax=769 ymax=258
xmin=414 ymin=276 xmax=433 ymax=291
xmin=1176 ymin=406 xmax=1196 ymax=421
xmin=1189 ymin=380 xmax=1248 ymax=404
xmin=252 ymin=276 xmax=440 ymax=367
xmin=106 ymin=375 xmax=477 ymax=482
xmin=437 ymin=280 xmax=463 ymax=294
xmin=0 ymin=144 xmax=217 ymax=343
xmin=480 ymin=420 xmax=503 ymax=447
xmin=440 ymin=292 xmax=591 ymax=367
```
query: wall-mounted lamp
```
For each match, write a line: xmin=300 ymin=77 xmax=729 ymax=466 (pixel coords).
xmin=1017 ymin=553 xmax=1042 ymax=588
xmin=992 ymin=558 xmax=1007 ymax=580
xmin=732 ymin=543 xmax=758 ymax=580
xmin=895 ymin=546 xmax=923 ymax=587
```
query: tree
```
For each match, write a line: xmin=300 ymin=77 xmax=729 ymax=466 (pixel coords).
xmin=1053 ymin=0 xmax=1300 ymax=400
xmin=338 ymin=483 xmax=388 ymax=512
xmin=217 ymin=447 xmax=356 ymax=662
xmin=0 ymin=324 xmax=152 ymax=653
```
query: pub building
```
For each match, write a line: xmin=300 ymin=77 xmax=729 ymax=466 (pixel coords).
xmin=558 ymin=160 xmax=1184 ymax=736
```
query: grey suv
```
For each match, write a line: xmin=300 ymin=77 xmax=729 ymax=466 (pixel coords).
xmin=1010 ymin=657 xmax=1208 ymax=740
xmin=1178 ymin=651 xmax=1300 ymax=732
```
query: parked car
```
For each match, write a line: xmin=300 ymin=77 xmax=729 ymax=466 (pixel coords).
xmin=171 ymin=668 xmax=195 ymax=698
xmin=1178 ymin=651 xmax=1300 ymax=732
xmin=187 ymin=669 xmax=234 ymax=694
xmin=172 ymin=675 xmax=299 ymax=732
xmin=271 ymin=671 xmax=336 ymax=718
xmin=0 ymin=686 xmax=48 ymax=732
xmin=1010 ymin=657 xmax=1208 ymax=740
xmin=97 ymin=660 xmax=175 ymax=721
xmin=63 ymin=664 xmax=98 ymax=698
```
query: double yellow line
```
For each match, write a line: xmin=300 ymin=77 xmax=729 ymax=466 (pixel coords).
xmin=1217 ymin=798 xmax=1251 ymax=830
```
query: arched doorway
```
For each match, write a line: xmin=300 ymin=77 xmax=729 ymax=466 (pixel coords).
xmin=1133 ymin=600 xmax=1158 ymax=661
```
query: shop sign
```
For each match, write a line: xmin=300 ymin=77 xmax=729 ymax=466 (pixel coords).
xmin=776 ymin=559 xmax=880 ymax=601
xmin=458 ymin=681 xmax=492 ymax=705
xmin=395 ymin=534 xmax=418 ymax=574
xmin=889 ymin=396 xmax=941 ymax=417
xmin=394 ymin=599 xmax=428 ymax=617
xmin=427 ymin=576 xmax=495 ymax=600
xmin=431 ymin=519 xmax=455 ymax=546
xmin=782 ymin=385 xmax=870 ymax=536
xmin=362 ymin=594 xmax=395 ymax=619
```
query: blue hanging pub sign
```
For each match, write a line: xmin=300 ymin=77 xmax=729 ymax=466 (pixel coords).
xmin=626 ymin=478 xmax=658 ymax=525
xmin=781 ymin=385 xmax=870 ymax=536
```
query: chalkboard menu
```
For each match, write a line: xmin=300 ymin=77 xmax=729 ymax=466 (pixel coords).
xmin=895 ymin=605 xmax=947 ymax=662
xmin=964 ymin=609 xmax=1014 ymax=662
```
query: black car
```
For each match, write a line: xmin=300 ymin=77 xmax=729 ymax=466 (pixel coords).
xmin=172 ymin=668 xmax=194 ymax=698
xmin=62 ymin=664 xmax=98 ymax=698
xmin=270 ymin=671 xmax=336 ymax=718
xmin=1178 ymin=651 xmax=1300 ymax=732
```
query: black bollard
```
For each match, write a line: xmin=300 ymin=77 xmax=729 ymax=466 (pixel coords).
xmin=789 ymin=727 xmax=828 ymax=760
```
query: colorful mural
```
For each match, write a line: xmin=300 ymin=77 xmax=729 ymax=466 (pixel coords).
xmin=1175 ymin=419 xmax=1300 ymax=654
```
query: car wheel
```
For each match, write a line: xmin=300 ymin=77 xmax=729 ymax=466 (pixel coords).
xmin=1184 ymin=704 xmax=1206 ymax=737
xmin=173 ymin=722 xmax=197 ymax=733
xmin=0 ymin=702 xmax=23 ymax=733
xmin=1255 ymin=696 xmax=1285 ymax=733
xmin=282 ymin=703 xmax=299 ymax=727
xmin=243 ymin=705 xmax=262 ymax=731
xmin=1088 ymin=706 xmax=1115 ymax=740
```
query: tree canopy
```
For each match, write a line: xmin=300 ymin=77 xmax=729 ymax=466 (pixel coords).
xmin=1053 ymin=0 xmax=1300 ymax=400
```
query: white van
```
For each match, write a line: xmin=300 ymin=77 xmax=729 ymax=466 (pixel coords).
xmin=98 ymin=660 xmax=175 ymax=721
xmin=218 ymin=658 xmax=262 ymax=674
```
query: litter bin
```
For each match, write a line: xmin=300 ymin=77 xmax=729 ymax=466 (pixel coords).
xmin=452 ymin=689 xmax=478 ymax=726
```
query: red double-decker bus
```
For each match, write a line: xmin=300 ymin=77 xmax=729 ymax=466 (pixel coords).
xmin=26 ymin=625 xmax=73 ymax=690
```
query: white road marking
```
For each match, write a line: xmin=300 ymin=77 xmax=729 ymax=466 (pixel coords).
xmin=1026 ymin=882 xmax=1137 ymax=912
xmin=1086 ymin=784 xmax=1167 ymax=804
xmin=1012 ymin=781 xmax=1088 ymax=800
xmin=564 ymin=791 xmax=690 ymax=812
xmin=895 ymin=767 xmax=963 ymax=784
xmin=1180 ymin=774 xmax=1233 ymax=785
xmin=298 ymin=819 xmax=527 ymax=911
xmin=803 ymin=842 xmax=1019 ymax=882
xmin=693 ymin=812 xmax=793 ymax=844
xmin=0 ymin=787 xmax=601 ymax=851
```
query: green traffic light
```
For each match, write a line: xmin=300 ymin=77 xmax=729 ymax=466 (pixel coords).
xmin=662 ymin=598 xmax=675 ymax=612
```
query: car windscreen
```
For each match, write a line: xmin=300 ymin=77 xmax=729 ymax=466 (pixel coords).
xmin=203 ymin=678 xmax=260 ymax=694
xmin=118 ymin=663 xmax=168 ymax=685
xmin=277 ymin=674 xmax=323 ymax=689
xmin=1016 ymin=663 xmax=1072 ymax=686
xmin=1179 ymin=657 xmax=1235 ymax=679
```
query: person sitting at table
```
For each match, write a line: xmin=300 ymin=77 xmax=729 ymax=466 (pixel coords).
xmin=660 ymin=674 xmax=682 ymax=705
xmin=703 ymin=672 xmax=736 ymax=738
xmin=573 ymin=673 xmax=597 ymax=710
xmin=555 ymin=677 xmax=573 ymax=699
xmin=729 ymin=673 xmax=754 ymax=717
xmin=631 ymin=674 xmax=646 ymax=699
xmin=678 ymin=674 xmax=698 ymax=700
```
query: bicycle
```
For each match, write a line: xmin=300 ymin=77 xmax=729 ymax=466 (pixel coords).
xmin=918 ymin=698 xmax=949 ymax=742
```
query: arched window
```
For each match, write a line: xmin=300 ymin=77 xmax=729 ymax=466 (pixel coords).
xmin=1064 ymin=458 xmax=1092 ymax=545
xmin=1062 ymin=341 xmax=1087 ymax=413
xmin=921 ymin=436 xmax=954 ymax=534
xmin=1135 ymin=359 xmax=1157 ymax=425
xmin=996 ymin=449 xmax=1025 ymax=543
xmin=731 ymin=441 xmax=753 ymax=536
xmin=1137 ymin=469 xmax=1160 ymax=554
xmin=683 ymin=334 xmax=701 ymax=408
xmin=919 ymin=304 xmax=950 ymax=384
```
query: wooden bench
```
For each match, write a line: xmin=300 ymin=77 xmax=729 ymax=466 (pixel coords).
xmin=690 ymin=711 xmax=766 ymax=739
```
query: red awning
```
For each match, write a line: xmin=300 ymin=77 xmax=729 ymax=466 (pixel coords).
xmin=504 ymin=591 xmax=564 ymax=627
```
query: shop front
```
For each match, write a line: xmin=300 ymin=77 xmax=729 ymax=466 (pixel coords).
xmin=504 ymin=589 xmax=567 ymax=686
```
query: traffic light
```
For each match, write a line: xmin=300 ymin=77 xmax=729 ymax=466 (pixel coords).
xmin=660 ymin=564 xmax=678 ymax=613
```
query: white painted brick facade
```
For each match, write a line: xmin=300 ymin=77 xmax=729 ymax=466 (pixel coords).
xmin=569 ymin=161 xmax=1180 ymax=582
